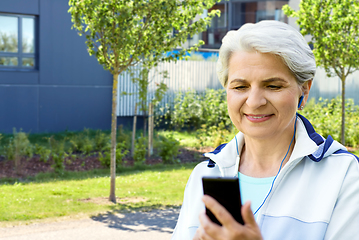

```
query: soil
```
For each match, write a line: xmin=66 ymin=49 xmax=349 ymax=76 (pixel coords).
xmin=0 ymin=147 xmax=214 ymax=179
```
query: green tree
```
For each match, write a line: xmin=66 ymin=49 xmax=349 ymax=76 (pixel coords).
xmin=68 ymin=0 xmax=220 ymax=203
xmin=129 ymin=66 xmax=168 ymax=135
xmin=283 ymin=0 xmax=359 ymax=145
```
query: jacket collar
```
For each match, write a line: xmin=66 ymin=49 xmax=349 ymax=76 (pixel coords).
xmin=203 ymin=114 xmax=347 ymax=176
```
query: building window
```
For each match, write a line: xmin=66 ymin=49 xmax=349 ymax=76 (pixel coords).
xmin=201 ymin=1 xmax=289 ymax=49
xmin=0 ymin=13 xmax=36 ymax=69
xmin=202 ymin=3 xmax=228 ymax=49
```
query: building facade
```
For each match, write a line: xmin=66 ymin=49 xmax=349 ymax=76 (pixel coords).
xmin=0 ymin=0 xmax=113 ymax=133
xmin=1 ymin=0 xmax=357 ymax=133
xmin=200 ymin=0 xmax=289 ymax=49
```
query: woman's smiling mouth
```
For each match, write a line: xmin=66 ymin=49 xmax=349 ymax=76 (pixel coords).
xmin=245 ymin=114 xmax=273 ymax=122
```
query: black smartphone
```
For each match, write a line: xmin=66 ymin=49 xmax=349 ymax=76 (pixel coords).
xmin=202 ymin=177 xmax=244 ymax=226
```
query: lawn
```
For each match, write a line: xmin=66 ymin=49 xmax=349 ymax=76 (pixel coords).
xmin=0 ymin=163 xmax=196 ymax=225
xmin=0 ymin=126 xmax=358 ymax=226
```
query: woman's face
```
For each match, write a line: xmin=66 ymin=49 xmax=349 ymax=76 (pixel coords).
xmin=226 ymin=51 xmax=311 ymax=140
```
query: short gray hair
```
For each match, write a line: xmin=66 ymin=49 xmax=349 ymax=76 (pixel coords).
xmin=217 ymin=20 xmax=316 ymax=87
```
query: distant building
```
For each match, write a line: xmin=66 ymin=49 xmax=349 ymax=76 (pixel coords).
xmin=188 ymin=0 xmax=291 ymax=49
xmin=1 ymin=0 xmax=357 ymax=134
xmin=0 ymin=0 xmax=112 ymax=133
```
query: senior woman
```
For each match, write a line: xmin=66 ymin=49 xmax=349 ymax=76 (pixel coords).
xmin=171 ymin=20 xmax=359 ymax=240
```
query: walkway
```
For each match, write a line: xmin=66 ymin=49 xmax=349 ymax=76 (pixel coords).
xmin=0 ymin=208 xmax=180 ymax=240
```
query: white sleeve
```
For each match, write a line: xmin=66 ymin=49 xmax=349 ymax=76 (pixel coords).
xmin=324 ymin=157 xmax=359 ymax=240
xmin=171 ymin=162 xmax=214 ymax=240
xmin=171 ymin=174 xmax=196 ymax=240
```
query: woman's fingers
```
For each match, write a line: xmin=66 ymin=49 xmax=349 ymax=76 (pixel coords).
xmin=192 ymin=228 xmax=201 ymax=240
xmin=241 ymin=201 xmax=262 ymax=233
xmin=241 ymin=201 xmax=256 ymax=226
xmin=202 ymin=195 xmax=239 ymax=227
xmin=199 ymin=196 xmax=263 ymax=240
xmin=198 ymin=213 xmax=220 ymax=240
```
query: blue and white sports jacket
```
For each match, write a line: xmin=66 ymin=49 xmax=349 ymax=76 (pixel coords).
xmin=171 ymin=114 xmax=359 ymax=240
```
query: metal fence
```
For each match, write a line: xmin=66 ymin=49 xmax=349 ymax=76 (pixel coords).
xmin=310 ymin=68 xmax=359 ymax=104
xmin=117 ymin=61 xmax=359 ymax=117
xmin=117 ymin=60 xmax=222 ymax=116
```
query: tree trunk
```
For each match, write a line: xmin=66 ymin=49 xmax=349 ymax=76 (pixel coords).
xmin=341 ymin=76 xmax=346 ymax=145
xmin=109 ymin=73 xmax=119 ymax=203
xmin=143 ymin=115 xmax=147 ymax=138
xmin=131 ymin=103 xmax=137 ymax=157
xmin=148 ymin=102 xmax=153 ymax=157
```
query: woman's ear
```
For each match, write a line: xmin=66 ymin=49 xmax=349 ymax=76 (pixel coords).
xmin=302 ymin=80 xmax=313 ymax=104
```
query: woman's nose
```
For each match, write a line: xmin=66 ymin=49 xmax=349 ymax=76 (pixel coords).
xmin=245 ymin=88 xmax=267 ymax=109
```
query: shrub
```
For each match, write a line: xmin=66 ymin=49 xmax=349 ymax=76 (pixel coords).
xmin=157 ymin=134 xmax=180 ymax=163
xmin=117 ymin=125 xmax=131 ymax=149
xmin=4 ymin=129 xmax=33 ymax=159
xmin=133 ymin=135 xmax=147 ymax=165
xmin=156 ymin=89 xmax=231 ymax=131
xmin=98 ymin=141 xmax=129 ymax=170
xmin=94 ymin=130 xmax=109 ymax=151
xmin=3 ymin=129 xmax=33 ymax=172
xmin=69 ymin=128 xmax=94 ymax=155
xmin=301 ymin=97 xmax=359 ymax=147
xmin=34 ymin=144 xmax=51 ymax=162
xmin=210 ymin=124 xmax=231 ymax=148
xmin=51 ymin=151 xmax=67 ymax=175
xmin=47 ymin=136 xmax=67 ymax=175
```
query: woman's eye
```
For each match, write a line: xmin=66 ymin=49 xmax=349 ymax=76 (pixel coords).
xmin=268 ymin=85 xmax=281 ymax=89
xmin=235 ymin=85 xmax=248 ymax=90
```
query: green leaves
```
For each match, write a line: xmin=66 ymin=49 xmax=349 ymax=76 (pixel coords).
xmin=283 ymin=0 xmax=359 ymax=78
xmin=68 ymin=0 xmax=221 ymax=74
xmin=283 ymin=0 xmax=359 ymax=144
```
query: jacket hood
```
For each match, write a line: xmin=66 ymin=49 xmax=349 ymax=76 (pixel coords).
xmin=204 ymin=114 xmax=351 ymax=173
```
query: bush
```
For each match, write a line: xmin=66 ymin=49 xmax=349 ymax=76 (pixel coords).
xmin=301 ymin=97 xmax=359 ymax=147
xmin=157 ymin=134 xmax=180 ymax=163
xmin=51 ymin=151 xmax=67 ymax=175
xmin=133 ymin=135 xmax=147 ymax=165
xmin=156 ymin=89 xmax=231 ymax=131
xmin=3 ymin=129 xmax=33 ymax=172
xmin=117 ymin=125 xmax=131 ymax=149
xmin=69 ymin=128 xmax=94 ymax=155
xmin=94 ymin=130 xmax=109 ymax=151
xmin=34 ymin=144 xmax=51 ymax=162
xmin=3 ymin=129 xmax=33 ymax=160
xmin=47 ymin=136 xmax=67 ymax=175
xmin=156 ymin=91 xmax=359 ymax=148
xmin=98 ymin=141 xmax=129 ymax=169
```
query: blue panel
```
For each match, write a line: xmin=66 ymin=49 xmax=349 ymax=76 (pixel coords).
xmin=0 ymin=86 xmax=38 ymax=133
xmin=39 ymin=86 xmax=112 ymax=132
xmin=117 ymin=116 xmax=145 ymax=131
xmin=0 ymin=71 xmax=39 ymax=84
xmin=261 ymin=215 xmax=328 ymax=240
xmin=0 ymin=0 xmax=39 ymax=15
xmin=39 ymin=0 xmax=112 ymax=86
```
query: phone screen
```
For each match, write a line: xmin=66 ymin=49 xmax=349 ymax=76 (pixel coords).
xmin=202 ymin=177 xmax=244 ymax=225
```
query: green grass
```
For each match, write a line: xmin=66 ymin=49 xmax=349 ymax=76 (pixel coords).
xmin=0 ymin=163 xmax=196 ymax=223
xmin=157 ymin=130 xmax=200 ymax=148
xmin=156 ymin=129 xmax=237 ymax=149
xmin=1 ymin=125 xmax=357 ymax=224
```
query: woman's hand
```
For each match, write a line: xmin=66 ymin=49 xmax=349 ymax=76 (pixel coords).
xmin=193 ymin=195 xmax=263 ymax=240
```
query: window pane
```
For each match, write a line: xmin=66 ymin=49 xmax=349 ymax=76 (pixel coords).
xmin=22 ymin=18 xmax=34 ymax=53
xmin=0 ymin=15 xmax=18 ymax=52
xmin=22 ymin=57 xmax=34 ymax=67
xmin=0 ymin=57 xmax=18 ymax=66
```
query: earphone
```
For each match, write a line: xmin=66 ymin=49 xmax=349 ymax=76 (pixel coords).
xmin=235 ymin=115 xmax=298 ymax=215
xmin=298 ymin=95 xmax=304 ymax=109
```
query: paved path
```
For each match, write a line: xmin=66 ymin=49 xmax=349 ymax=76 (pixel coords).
xmin=0 ymin=208 xmax=180 ymax=240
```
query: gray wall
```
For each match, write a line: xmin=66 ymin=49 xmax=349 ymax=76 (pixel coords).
xmin=309 ymin=68 xmax=359 ymax=104
xmin=0 ymin=0 xmax=113 ymax=133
